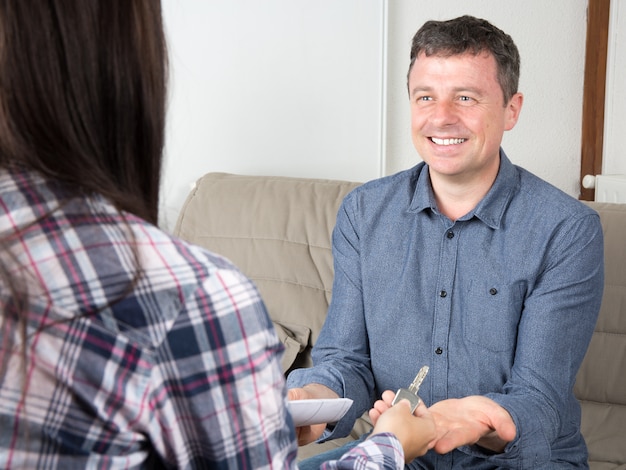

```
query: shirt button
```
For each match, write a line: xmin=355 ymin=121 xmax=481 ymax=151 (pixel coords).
xmin=439 ymin=290 xmax=447 ymax=298
xmin=435 ymin=347 xmax=443 ymax=355
xmin=446 ymin=231 xmax=454 ymax=239
xmin=489 ymin=288 xmax=498 ymax=295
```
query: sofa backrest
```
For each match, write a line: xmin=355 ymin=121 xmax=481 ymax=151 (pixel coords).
xmin=576 ymin=202 xmax=626 ymax=468
xmin=173 ymin=172 xmax=360 ymax=373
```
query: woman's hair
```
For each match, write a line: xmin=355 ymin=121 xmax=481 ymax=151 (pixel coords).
xmin=407 ymin=15 xmax=520 ymax=105
xmin=0 ymin=0 xmax=167 ymax=224
xmin=0 ymin=0 xmax=167 ymax=382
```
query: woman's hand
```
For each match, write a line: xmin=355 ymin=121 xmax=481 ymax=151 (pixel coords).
xmin=287 ymin=384 xmax=339 ymax=446
xmin=369 ymin=390 xmax=437 ymax=463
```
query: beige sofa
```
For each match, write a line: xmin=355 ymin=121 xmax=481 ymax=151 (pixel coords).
xmin=174 ymin=172 xmax=626 ymax=469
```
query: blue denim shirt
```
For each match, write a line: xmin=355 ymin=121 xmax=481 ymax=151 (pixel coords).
xmin=287 ymin=151 xmax=604 ymax=469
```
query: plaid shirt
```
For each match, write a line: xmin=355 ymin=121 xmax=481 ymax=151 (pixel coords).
xmin=0 ymin=168 xmax=403 ymax=470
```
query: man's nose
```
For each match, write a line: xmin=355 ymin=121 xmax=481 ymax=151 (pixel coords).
xmin=430 ymin=101 xmax=458 ymax=126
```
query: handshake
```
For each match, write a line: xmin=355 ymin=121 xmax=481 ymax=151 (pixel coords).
xmin=288 ymin=385 xmax=516 ymax=464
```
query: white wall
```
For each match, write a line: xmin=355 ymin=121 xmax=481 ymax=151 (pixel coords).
xmin=160 ymin=0 xmax=590 ymax=231
xmin=160 ymin=0 xmax=384 ymax=230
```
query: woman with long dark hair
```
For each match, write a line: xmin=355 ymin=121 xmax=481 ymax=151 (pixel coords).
xmin=0 ymin=1 xmax=298 ymax=467
xmin=0 ymin=1 xmax=435 ymax=468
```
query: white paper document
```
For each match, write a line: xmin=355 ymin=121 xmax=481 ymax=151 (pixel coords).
xmin=287 ymin=398 xmax=353 ymax=427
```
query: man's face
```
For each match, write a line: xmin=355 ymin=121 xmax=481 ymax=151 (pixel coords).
xmin=408 ymin=51 xmax=522 ymax=186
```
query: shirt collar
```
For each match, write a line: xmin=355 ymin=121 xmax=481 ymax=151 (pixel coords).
xmin=409 ymin=148 xmax=518 ymax=229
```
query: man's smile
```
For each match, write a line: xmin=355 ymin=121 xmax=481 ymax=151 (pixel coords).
xmin=430 ymin=137 xmax=467 ymax=145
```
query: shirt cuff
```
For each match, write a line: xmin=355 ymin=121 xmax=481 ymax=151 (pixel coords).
xmin=320 ymin=433 xmax=404 ymax=470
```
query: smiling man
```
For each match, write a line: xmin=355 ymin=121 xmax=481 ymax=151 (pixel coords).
xmin=287 ymin=15 xmax=604 ymax=469
xmin=409 ymin=48 xmax=522 ymax=221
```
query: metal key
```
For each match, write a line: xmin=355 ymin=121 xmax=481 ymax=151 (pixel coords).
xmin=391 ymin=365 xmax=429 ymax=413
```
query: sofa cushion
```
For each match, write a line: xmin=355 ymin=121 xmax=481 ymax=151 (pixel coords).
xmin=577 ymin=202 xmax=626 ymax=469
xmin=173 ymin=172 xmax=361 ymax=373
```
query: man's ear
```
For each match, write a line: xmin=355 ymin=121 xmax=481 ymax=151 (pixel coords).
xmin=504 ymin=92 xmax=524 ymax=131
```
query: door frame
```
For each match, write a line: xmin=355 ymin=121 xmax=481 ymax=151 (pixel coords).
xmin=580 ymin=0 xmax=611 ymax=200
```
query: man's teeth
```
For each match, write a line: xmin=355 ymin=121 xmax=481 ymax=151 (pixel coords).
xmin=431 ymin=137 xmax=466 ymax=145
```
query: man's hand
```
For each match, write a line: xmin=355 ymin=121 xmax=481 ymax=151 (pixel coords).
xmin=427 ymin=396 xmax=516 ymax=454
xmin=287 ymin=384 xmax=339 ymax=446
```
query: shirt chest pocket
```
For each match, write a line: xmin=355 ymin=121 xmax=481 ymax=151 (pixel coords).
xmin=462 ymin=280 xmax=525 ymax=352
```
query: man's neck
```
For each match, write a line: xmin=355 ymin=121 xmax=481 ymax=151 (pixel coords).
xmin=429 ymin=169 xmax=498 ymax=222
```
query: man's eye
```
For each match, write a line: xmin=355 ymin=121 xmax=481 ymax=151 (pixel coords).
xmin=459 ymin=96 xmax=472 ymax=102
xmin=417 ymin=96 xmax=432 ymax=102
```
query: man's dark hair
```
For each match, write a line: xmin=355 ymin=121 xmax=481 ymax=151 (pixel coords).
xmin=408 ymin=15 xmax=520 ymax=104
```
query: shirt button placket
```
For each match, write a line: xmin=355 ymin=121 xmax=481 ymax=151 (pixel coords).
xmin=431 ymin=224 xmax=459 ymax=402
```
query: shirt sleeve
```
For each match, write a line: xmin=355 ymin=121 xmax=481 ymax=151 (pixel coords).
xmin=149 ymin=265 xmax=299 ymax=469
xmin=287 ymin=192 xmax=377 ymax=439
xmin=479 ymin=211 xmax=604 ymax=467
xmin=320 ymin=433 xmax=404 ymax=470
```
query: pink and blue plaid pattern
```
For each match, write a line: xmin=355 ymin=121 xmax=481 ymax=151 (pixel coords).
xmin=0 ymin=168 xmax=404 ymax=470
xmin=0 ymin=168 xmax=297 ymax=469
